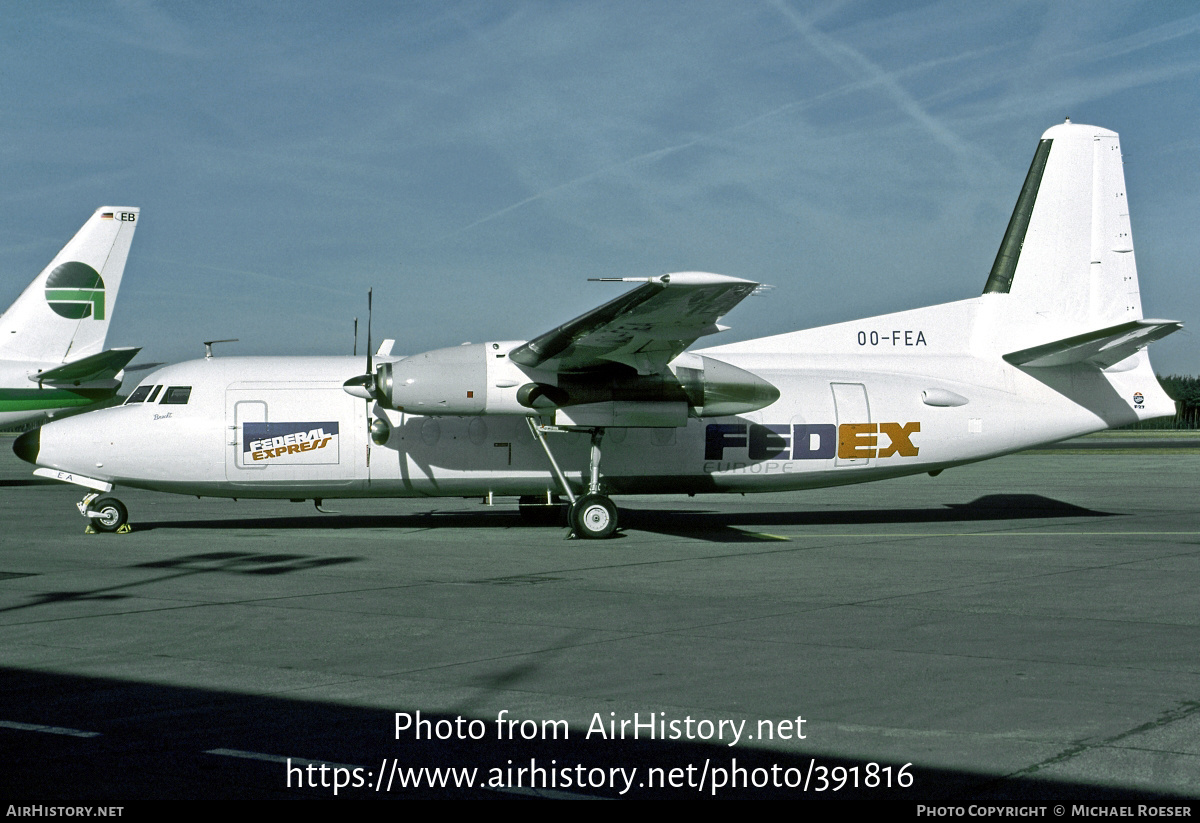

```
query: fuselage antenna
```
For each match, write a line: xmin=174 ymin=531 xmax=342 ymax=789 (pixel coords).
xmin=203 ymin=339 xmax=240 ymax=359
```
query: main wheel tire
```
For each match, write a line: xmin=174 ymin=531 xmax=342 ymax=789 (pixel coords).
xmin=89 ymin=497 xmax=128 ymax=533
xmin=569 ymin=493 xmax=618 ymax=539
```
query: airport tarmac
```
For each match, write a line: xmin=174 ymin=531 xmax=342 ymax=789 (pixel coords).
xmin=1 ymin=439 xmax=1198 ymax=804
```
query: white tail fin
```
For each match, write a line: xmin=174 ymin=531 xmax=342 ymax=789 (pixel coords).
xmin=0 ymin=207 xmax=139 ymax=363
xmin=975 ymin=123 xmax=1177 ymax=362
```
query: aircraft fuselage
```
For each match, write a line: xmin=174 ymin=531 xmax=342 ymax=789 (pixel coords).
xmin=21 ymin=332 xmax=1164 ymax=502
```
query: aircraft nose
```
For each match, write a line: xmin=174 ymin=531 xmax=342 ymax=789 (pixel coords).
xmin=13 ymin=427 xmax=40 ymax=464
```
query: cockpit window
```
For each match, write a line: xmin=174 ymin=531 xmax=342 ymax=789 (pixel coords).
xmin=146 ymin=385 xmax=163 ymax=402
xmin=125 ymin=386 xmax=153 ymax=404
xmin=160 ymin=386 xmax=192 ymax=405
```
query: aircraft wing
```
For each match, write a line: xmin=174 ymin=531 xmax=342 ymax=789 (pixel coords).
xmin=30 ymin=347 xmax=142 ymax=385
xmin=1003 ymin=319 xmax=1181 ymax=369
xmin=509 ymin=272 xmax=759 ymax=374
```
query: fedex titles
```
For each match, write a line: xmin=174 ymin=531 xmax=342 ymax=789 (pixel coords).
xmin=704 ymin=422 xmax=919 ymax=471
xmin=244 ymin=422 xmax=339 ymax=463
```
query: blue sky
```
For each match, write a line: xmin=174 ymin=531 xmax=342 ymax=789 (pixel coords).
xmin=2 ymin=1 xmax=1198 ymax=373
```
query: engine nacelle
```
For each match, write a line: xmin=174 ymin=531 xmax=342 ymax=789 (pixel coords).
xmin=670 ymin=353 xmax=779 ymax=417
xmin=371 ymin=344 xmax=778 ymax=421
xmin=376 ymin=343 xmax=488 ymax=414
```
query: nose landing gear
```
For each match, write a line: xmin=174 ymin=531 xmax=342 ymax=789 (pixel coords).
xmin=79 ymin=492 xmax=130 ymax=533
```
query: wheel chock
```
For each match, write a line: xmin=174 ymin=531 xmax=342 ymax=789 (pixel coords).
xmin=83 ymin=524 xmax=133 ymax=534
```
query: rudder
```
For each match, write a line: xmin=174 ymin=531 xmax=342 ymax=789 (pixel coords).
xmin=976 ymin=123 xmax=1170 ymax=359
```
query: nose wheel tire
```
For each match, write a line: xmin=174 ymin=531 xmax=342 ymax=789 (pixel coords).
xmin=88 ymin=497 xmax=128 ymax=533
xmin=569 ymin=493 xmax=618 ymax=539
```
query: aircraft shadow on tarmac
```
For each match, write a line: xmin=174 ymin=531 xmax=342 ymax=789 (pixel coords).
xmin=622 ymin=493 xmax=1114 ymax=539
xmin=127 ymin=493 xmax=1113 ymax=543
xmin=0 ymin=552 xmax=360 ymax=615
xmin=0 ymin=665 xmax=1194 ymax=802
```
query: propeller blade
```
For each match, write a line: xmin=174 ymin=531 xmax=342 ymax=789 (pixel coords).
xmin=366 ymin=288 xmax=373 ymax=378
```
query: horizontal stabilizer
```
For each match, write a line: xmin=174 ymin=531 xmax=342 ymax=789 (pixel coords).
xmin=1002 ymin=319 xmax=1180 ymax=368
xmin=31 ymin=347 xmax=142 ymax=385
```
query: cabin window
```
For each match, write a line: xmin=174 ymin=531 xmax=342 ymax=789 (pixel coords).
xmin=160 ymin=386 xmax=192 ymax=405
xmin=125 ymin=386 xmax=153 ymax=404
xmin=146 ymin=385 xmax=162 ymax=402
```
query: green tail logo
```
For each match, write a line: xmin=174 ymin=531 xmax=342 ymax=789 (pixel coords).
xmin=45 ymin=262 xmax=105 ymax=320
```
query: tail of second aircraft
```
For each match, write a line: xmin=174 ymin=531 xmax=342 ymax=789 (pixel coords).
xmin=973 ymin=122 xmax=1179 ymax=373
xmin=0 ymin=207 xmax=140 ymax=365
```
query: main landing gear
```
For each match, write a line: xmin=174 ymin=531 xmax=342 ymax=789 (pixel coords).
xmin=526 ymin=419 xmax=619 ymax=539
xmin=568 ymin=493 xmax=618 ymax=539
xmin=79 ymin=492 xmax=130 ymax=533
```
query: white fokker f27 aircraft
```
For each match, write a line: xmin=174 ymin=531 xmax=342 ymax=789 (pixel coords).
xmin=14 ymin=124 xmax=1181 ymax=537
xmin=1 ymin=207 xmax=140 ymax=428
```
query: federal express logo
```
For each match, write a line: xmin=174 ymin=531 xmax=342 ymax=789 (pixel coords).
xmin=45 ymin=262 xmax=105 ymax=320
xmin=705 ymin=422 xmax=920 ymax=469
xmin=243 ymin=421 xmax=340 ymax=465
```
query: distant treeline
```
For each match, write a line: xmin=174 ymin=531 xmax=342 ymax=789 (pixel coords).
xmin=1126 ymin=375 xmax=1200 ymax=430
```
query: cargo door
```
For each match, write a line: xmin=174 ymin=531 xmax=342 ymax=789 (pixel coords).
xmin=225 ymin=383 xmax=365 ymax=488
xmin=831 ymin=382 xmax=872 ymax=468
